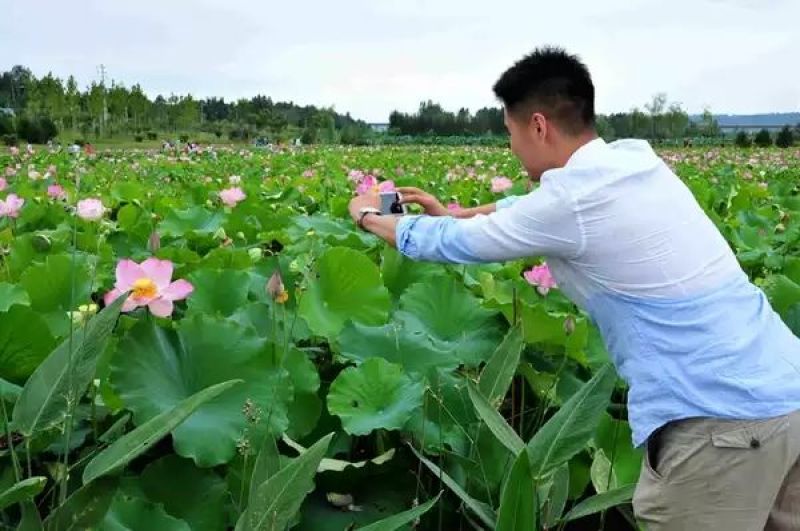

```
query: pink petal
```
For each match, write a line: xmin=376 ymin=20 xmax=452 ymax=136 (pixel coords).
xmin=105 ymin=288 xmax=139 ymax=312
xmin=104 ymin=288 xmax=124 ymax=307
xmin=122 ymin=297 xmax=139 ymax=312
xmin=140 ymin=258 xmax=173 ymax=290
xmin=148 ymin=298 xmax=174 ymax=317
xmin=162 ymin=279 xmax=194 ymax=301
xmin=115 ymin=260 xmax=145 ymax=290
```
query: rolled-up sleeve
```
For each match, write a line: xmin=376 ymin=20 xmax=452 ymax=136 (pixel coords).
xmin=395 ymin=180 xmax=583 ymax=264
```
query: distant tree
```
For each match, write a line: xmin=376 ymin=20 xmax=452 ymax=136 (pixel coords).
xmin=734 ymin=131 xmax=752 ymax=148
xmin=699 ymin=107 xmax=720 ymax=137
xmin=0 ymin=113 xmax=13 ymax=136
xmin=595 ymin=115 xmax=615 ymax=140
xmin=644 ymin=93 xmax=667 ymax=138
xmin=775 ymin=126 xmax=794 ymax=148
xmin=754 ymin=129 xmax=773 ymax=148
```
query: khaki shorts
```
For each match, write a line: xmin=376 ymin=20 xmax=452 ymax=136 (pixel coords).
xmin=633 ymin=409 xmax=800 ymax=530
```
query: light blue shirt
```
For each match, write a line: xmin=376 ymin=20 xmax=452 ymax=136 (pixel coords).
xmin=396 ymin=138 xmax=800 ymax=447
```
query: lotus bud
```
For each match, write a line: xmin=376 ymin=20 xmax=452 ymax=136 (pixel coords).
xmin=267 ymin=270 xmax=288 ymax=303
xmin=148 ymin=231 xmax=161 ymax=252
xmin=564 ymin=315 xmax=576 ymax=336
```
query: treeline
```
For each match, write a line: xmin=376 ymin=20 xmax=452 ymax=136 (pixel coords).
xmin=389 ymin=94 xmax=726 ymax=141
xmin=0 ymin=65 xmax=374 ymax=145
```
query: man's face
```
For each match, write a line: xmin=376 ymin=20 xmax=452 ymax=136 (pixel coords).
xmin=504 ymin=108 xmax=552 ymax=181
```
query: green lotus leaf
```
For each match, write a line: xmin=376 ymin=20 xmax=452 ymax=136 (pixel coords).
xmin=186 ymin=269 xmax=251 ymax=317
xmin=111 ymin=315 xmax=293 ymax=466
xmin=230 ymin=301 xmax=312 ymax=343
xmin=593 ymin=414 xmax=642 ymax=488
xmin=380 ymin=246 xmax=440 ymax=297
xmin=285 ymin=348 xmax=322 ymax=439
xmin=0 ymin=305 xmax=56 ymax=383
xmin=299 ymin=247 xmax=390 ymax=339
xmin=395 ymin=276 xmax=504 ymax=366
xmin=327 ymin=358 xmax=424 ymax=435
xmin=287 ymin=214 xmax=373 ymax=249
xmin=7 ymin=232 xmax=70 ymax=279
xmin=0 ymin=282 xmax=30 ymax=312
xmin=101 ymin=492 xmax=190 ymax=531
xmin=140 ymin=455 xmax=227 ymax=531
xmin=20 ymin=253 xmax=92 ymax=337
xmin=158 ymin=206 xmax=226 ymax=238
xmin=337 ymin=320 xmax=459 ymax=377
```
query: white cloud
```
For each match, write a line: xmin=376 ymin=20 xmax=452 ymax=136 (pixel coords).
xmin=1 ymin=0 xmax=797 ymax=122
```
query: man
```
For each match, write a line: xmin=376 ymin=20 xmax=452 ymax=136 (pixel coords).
xmin=348 ymin=47 xmax=800 ymax=530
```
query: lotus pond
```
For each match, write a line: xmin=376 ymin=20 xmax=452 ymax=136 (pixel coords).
xmin=0 ymin=144 xmax=799 ymax=530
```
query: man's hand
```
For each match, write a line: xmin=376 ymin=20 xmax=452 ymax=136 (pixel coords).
xmin=397 ymin=187 xmax=448 ymax=217
xmin=348 ymin=193 xmax=380 ymax=225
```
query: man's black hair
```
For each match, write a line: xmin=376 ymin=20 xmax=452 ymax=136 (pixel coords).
xmin=493 ymin=46 xmax=595 ymax=135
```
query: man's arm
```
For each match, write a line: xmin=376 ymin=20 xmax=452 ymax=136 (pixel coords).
xmin=396 ymin=187 xmax=522 ymax=219
xmin=350 ymin=182 xmax=581 ymax=264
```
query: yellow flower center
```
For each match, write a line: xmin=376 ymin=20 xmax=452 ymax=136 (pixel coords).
xmin=276 ymin=290 xmax=289 ymax=304
xmin=132 ymin=277 xmax=158 ymax=299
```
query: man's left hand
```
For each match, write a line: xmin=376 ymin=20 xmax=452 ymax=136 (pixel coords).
xmin=348 ymin=193 xmax=380 ymax=225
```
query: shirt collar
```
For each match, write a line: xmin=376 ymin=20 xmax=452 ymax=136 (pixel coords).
xmin=564 ymin=137 xmax=607 ymax=168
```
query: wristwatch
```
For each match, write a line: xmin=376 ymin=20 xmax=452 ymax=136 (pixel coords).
xmin=357 ymin=207 xmax=381 ymax=230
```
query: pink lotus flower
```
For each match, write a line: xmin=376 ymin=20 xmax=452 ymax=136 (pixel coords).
xmin=28 ymin=170 xmax=42 ymax=180
xmin=0 ymin=194 xmax=24 ymax=218
xmin=447 ymin=201 xmax=462 ymax=212
xmin=356 ymin=176 xmax=395 ymax=196
xmin=524 ymin=263 xmax=557 ymax=296
xmin=348 ymin=169 xmax=365 ymax=182
xmin=0 ymin=178 xmax=6 ymax=191
xmin=4 ymin=166 xmax=14 ymax=177
xmin=491 ymin=176 xmax=513 ymax=193
xmin=47 ymin=184 xmax=66 ymax=200
xmin=356 ymin=175 xmax=377 ymax=195
xmin=104 ymin=258 xmax=194 ymax=317
xmin=77 ymin=198 xmax=106 ymax=220
xmin=228 ymin=175 xmax=242 ymax=185
xmin=378 ymin=180 xmax=396 ymax=192
xmin=47 ymin=164 xmax=57 ymax=176
xmin=219 ymin=187 xmax=246 ymax=207
xmin=302 ymin=169 xmax=315 ymax=178
xmin=9 ymin=147 xmax=19 ymax=157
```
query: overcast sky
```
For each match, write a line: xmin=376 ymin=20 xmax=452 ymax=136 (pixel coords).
xmin=2 ymin=0 xmax=798 ymax=122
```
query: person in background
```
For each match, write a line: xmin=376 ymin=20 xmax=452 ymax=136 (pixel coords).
xmin=348 ymin=46 xmax=800 ymax=530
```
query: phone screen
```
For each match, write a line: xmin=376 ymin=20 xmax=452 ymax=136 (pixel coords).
xmin=379 ymin=192 xmax=406 ymax=215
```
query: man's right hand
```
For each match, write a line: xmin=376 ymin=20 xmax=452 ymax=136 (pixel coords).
xmin=397 ymin=187 xmax=449 ymax=217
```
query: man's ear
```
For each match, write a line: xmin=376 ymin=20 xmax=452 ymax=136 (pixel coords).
xmin=530 ymin=112 xmax=547 ymax=140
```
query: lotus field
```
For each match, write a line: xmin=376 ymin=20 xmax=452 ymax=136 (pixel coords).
xmin=0 ymin=144 xmax=799 ymax=529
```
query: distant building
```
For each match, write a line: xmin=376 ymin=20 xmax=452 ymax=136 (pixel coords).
xmin=368 ymin=123 xmax=390 ymax=133
xmin=0 ymin=107 xmax=14 ymax=117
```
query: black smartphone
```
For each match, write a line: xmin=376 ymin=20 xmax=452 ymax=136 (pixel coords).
xmin=379 ymin=191 xmax=407 ymax=215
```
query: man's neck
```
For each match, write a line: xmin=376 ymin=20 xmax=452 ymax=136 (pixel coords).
xmin=557 ymin=130 xmax=600 ymax=168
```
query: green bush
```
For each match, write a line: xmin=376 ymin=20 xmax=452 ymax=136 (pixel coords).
xmin=179 ymin=134 xmax=190 ymax=143
xmin=754 ymin=129 xmax=773 ymax=148
xmin=0 ymin=113 xmax=13 ymax=136
xmin=146 ymin=131 xmax=157 ymax=141
xmin=2 ymin=134 xmax=17 ymax=146
xmin=134 ymin=135 xmax=144 ymax=143
xmin=734 ymin=131 xmax=752 ymax=148
xmin=16 ymin=116 xmax=58 ymax=144
xmin=776 ymin=126 xmax=794 ymax=148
